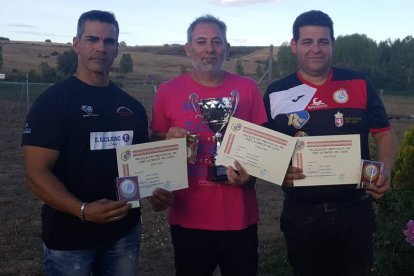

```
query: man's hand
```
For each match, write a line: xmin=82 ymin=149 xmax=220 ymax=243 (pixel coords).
xmin=283 ymin=166 xmax=305 ymax=187
xmin=83 ymin=199 xmax=131 ymax=223
xmin=166 ymin=127 xmax=188 ymax=140
xmin=147 ymin=188 xmax=175 ymax=212
xmin=365 ymin=170 xmax=392 ymax=199
xmin=226 ymin=160 xmax=255 ymax=186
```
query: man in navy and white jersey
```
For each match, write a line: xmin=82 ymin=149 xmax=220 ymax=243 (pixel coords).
xmin=263 ymin=10 xmax=398 ymax=276
xmin=21 ymin=10 xmax=172 ymax=276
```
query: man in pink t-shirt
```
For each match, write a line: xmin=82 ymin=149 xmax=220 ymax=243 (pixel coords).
xmin=150 ymin=14 xmax=267 ymax=276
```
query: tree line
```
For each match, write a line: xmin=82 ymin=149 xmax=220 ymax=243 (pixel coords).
xmin=1 ymin=33 xmax=413 ymax=93
xmin=272 ymin=34 xmax=414 ymax=92
xmin=3 ymin=49 xmax=133 ymax=83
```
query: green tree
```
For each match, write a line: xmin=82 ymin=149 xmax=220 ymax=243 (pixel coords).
xmin=28 ymin=69 xmax=41 ymax=82
xmin=119 ymin=41 xmax=127 ymax=47
xmin=333 ymin=34 xmax=378 ymax=75
xmin=388 ymin=36 xmax=414 ymax=90
xmin=235 ymin=59 xmax=245 ymax=75
xmin=57 ymin=49 xmax=77 ymax=77
xmin=392 ymin=127 xmax=414 ymax=189
xmin=38 ymin=62 xmax=57 ymax=82
xmin=274 ymin=42 xmax=296 ymax=79
xmin=119 ymin=53 xmax=133 ymax=74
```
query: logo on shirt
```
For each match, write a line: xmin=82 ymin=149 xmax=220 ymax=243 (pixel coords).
xmin=122 ymin=133 xmax=131 ymax=142
xmin=334 ymin=111 xmax=344 ymax=127
xmin=22 ymin=122 xmax=31 ymax=134
xmin=291 ymin=95 xmax=305 ymax=102
xmin=333 ymin=89 xmax=349 ymax=104
xmin=90 ymin=131 xmax=134 ymax=150
xmin=308 ymin=98 xmax=328 ymax=109
xmin=286 ymin=111 xmax=310 ymax=129
xmin=344 ymin=117 xmax=362 ymax=125
xmin=81 ymin=105 xmax=99 ymax=117
xmin=117 ymin=106 xmax=134 ymax=117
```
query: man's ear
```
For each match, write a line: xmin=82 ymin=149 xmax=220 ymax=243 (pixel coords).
xmin=72 ymin=36 xmax=80 ymax=54
xmin=225 ymin=42 xmax=230 ymax=57
xmin=290 ymin=38 xmax=296 ymax=55
xmin=184 ymin=43 xmax=191 ymax=57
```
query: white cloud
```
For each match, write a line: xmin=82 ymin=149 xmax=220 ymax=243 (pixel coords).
xmin=212 ymin=0 xmax=278 ymax=6
xmin=7 ymin=23 xmax=36 ymax=28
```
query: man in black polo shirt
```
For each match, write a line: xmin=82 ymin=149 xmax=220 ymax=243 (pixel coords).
xmin=22 ymin=10 xmax=172 ymax=276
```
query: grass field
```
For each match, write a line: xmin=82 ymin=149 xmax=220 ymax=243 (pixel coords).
xmin=1 ymin=89 xmax=413 ymax=276
xmin=1 ymin=40 xmax=413 ymax=276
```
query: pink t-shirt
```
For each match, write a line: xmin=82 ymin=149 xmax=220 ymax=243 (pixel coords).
xmin=150 ymin=72 xmax=267 ymax=230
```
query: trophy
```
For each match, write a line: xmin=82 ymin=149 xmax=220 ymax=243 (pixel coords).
xmin=189 ymin=90 xmax=239 ymax=181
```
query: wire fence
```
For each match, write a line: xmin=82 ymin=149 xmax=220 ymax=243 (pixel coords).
xmin=0 ymin=79 xmax=159 ymax=132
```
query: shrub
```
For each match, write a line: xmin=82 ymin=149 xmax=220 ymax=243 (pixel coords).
xmin=392 ymin=127 xmax=414 ymax=190
xmin=374 ymin=189 xmax=414 ymax=275
xmin=373 ymin=127 xmax=414 ymax=275
xmin=235 ymin=59 xmax=245 ymax=76
xmin=119 ymin=53 xmax=133 ymax=75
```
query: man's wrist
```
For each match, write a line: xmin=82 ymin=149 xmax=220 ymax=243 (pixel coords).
xmin=80 ymin=202 xmax=87 ymax=221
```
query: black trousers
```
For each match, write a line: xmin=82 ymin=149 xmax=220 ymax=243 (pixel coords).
xmin=280 ymin=196 xmax=375 ymax=276
xmin=170 ymin=224 xmax=258 ymax=276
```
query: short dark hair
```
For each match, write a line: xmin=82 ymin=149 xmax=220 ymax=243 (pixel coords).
xmin=187 ymin=14 xmax=227 ymax=43
xmin=77 ymin=10 xmax=119 ymax=38
xmin=292 ymin=10 xmax=334 ymax=42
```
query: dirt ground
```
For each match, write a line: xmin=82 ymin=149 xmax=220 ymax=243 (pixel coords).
xmin=2 ymin=93 xmax=412 ymax=275
xmin=0 ymin=110 xmax=285 ymax=276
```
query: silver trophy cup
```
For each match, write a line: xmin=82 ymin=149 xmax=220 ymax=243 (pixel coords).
xmin=189 ymin=90 xmax=239 ymax=181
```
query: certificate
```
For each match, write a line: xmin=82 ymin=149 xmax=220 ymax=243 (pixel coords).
xmin=292 ymin=134 xmax=361 ymax=186
xmin=116 ymin=138 xmax=188 ymax=205
xmin=216 ymin=117 xmax=297 ymax=185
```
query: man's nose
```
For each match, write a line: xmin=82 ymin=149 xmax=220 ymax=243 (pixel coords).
xmin=204 ymin=41 xmax=215 ymax=52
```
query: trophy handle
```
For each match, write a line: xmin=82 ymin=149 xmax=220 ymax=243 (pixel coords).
xmin=189 ymin=93 xmax=202 ymax=118
xmin=230 ymin=90 xmax=239 ymax=117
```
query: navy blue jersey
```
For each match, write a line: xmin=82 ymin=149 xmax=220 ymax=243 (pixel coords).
xmin=22 ymin=76 xmax=149 ymax=250
xmin=263 ymin=68 xmax=391 ymax=202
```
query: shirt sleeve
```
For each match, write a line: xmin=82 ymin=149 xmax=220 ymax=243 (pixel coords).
xmin=21 ymin=92 xmax=65 ymax=150
xmin=150 ymin=86 xmax=170 ymax=133
xmin=248 ymin=81 xmax=268 ymax=126
xmin=365 ymin=78 xmax=391 ymax=133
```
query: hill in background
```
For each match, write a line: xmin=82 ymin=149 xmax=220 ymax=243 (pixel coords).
xmin=0 ymin=41 xmax=278 ymax=82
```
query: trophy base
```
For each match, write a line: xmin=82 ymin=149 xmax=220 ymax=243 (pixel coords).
xmin=207 ymin=165 xmax=228 ymax=182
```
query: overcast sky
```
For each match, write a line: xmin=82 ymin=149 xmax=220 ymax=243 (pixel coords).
xmin=1 ymin=0 xmax=412 ymax=46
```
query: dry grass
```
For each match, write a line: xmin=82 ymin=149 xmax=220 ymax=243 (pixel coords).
xmin=0 ymin=41 xmax=269 ymax=82
xmin=0 ymin=110 xmax=284 ymax=275
xmin=381 ymin=94 xmax=414 ymax=142
xmin=1 ymin=40 xmax=413 ymax=276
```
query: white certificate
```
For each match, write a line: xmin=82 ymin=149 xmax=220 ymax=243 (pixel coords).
xmin=116 ymin=138 xmax=188 ymax=201
xmin=216 ymin=117 xmax=297 ymax=185
xmin=292 ymin=134 xmax=361 ymax=186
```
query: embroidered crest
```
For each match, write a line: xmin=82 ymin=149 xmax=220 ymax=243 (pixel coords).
xmin=334 ymin=111 xmax=344 ymax=127
xmin=333 ymin=89 xmax=349 ymax=104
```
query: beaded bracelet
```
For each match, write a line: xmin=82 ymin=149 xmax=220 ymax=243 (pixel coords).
xmin=80 ymin=202 xmax=87 ymax=221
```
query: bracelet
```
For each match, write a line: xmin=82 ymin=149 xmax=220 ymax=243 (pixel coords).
xmin=80 ymin=202 xmax=87 ymax=221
